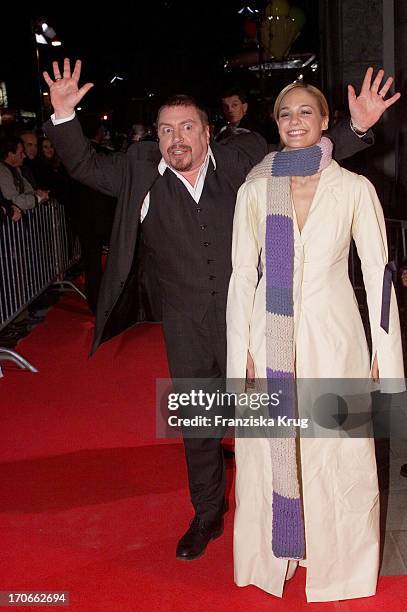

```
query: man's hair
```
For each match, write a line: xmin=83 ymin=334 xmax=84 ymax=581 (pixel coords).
xmin=18 ymin=130 xmax=38 ymax=140
xmin=220 ymin=87 xmax=248 ymax=104
xmin=157 ymin=94 xmax=209 ymax=126
xmin=0 ymin=136 xmax=23 ymax=160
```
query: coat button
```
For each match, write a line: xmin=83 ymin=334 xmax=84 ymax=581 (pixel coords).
xmin=200 ymin=224 xmax=207 ymax=230
xmin=211 ymin=290 xmax=218 ymax=296
xmin=203 ymin=241 xmax=210 ymax=247
xmin=209 ymin=275 xmax=216 ymax=280
xmin=196 ymin=208 xmax=202 ymax=212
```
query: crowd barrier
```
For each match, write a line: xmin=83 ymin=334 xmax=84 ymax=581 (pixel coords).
xmin=0 ymin=203 xmax=405 ymax=375
xmin=0 ymin=198 xmax=84 ymax=373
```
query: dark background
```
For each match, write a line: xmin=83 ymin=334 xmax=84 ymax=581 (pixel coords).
xmin=0 ymin=1 xmax=320 ymax=129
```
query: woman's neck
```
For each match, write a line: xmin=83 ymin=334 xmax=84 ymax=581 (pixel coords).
xmin=290 ymin=172 xmax=321 ymax=185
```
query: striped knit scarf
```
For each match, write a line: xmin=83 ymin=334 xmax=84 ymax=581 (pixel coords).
xmin=246 ymin=137 xmax=333 ymax=560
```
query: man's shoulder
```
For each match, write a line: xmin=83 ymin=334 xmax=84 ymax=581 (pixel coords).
xmin=211 ymin=130 xmax=266 ymax=153
xmin=210 ymin=141 xmax=242 ymax=167
xmin=211 ymin=131 xmax=268 ymax=169
xmin=126 ymin=141 xmax=161 ymax=164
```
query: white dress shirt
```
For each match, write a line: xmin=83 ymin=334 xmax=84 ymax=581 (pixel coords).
xmin=140 ymin=148 xmax=216 ymax=222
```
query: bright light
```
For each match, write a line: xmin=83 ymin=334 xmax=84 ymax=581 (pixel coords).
xmin=102 ymin=114 xmax=108 ymax=121
xmin=35 ymin=33 xmax=47 ymax=45
xmin=44 ymin=26 xmax=56 ymax=39
xmin=77 ymin=107 xmax=82 ymax=111
xmin=238 ymin=5 xmax=258 ymax=14
xmin=43 ymin=92 xmax=49 ymax=96
xmin=0 ymin=82 xmax=8 ymax=107
xmin=51 ymin=39 xmax=62 ymax=47
xmin=39 ymin=21 xmax=56 ymax=40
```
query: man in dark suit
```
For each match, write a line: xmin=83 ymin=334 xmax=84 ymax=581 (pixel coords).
xmin=43 ymin=59 xmax=399 ymax=561
xmin=214 ymin=86 xmax=262 ymax=142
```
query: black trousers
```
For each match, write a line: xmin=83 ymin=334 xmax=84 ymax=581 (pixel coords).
xmin=77 ymin=230 xmax=109 ymax=315
xmin=162 ymin=299 xmax=229 ymax=523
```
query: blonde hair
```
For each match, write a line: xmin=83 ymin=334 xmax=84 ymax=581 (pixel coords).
xmin=273 ymin=83 xmax=329 ymax=121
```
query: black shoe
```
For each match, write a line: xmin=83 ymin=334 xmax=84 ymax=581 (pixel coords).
xmin=176 ymin=515 xmax=224 ymax=561
xmin=400 ymin=464 xmax=407 ymax=478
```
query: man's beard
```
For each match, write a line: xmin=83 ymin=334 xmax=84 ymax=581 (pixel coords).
xmin=168 ymin=146 xmax=192 ymax=172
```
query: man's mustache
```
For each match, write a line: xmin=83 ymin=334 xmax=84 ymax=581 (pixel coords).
xmin=168 ymin=145 xmax=192 ymax=154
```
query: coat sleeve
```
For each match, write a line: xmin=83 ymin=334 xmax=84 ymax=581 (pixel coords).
xmin=327 ymin=119 xmax=374 ymax=162
xmin=44 ymin=117 xmax=127 ymax=198
xmin=0 ymin=165 xmax=36 ymax=210
xmin=352 ymin=174 xmax=405 ymax=389
xmin=217 ymin=131 xmax=268 ymax=171
xmin=227 ymin=180 xmax=262 ymax=385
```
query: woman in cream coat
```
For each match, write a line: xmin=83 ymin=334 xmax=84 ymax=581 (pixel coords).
xmin=226 ymin=83 xmax=405 ymax=603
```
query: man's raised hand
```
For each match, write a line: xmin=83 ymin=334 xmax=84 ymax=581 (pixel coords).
xmin=348 ymin=67 xmax=401 ymax=133
xmin=43 ymin=58 xmax=94 ymax=119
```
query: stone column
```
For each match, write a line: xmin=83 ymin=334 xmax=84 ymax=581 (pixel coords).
xmin=321 ymin=0 xmax=400 ymax=212
xmin=395 ymin=0 xmax=407 ymax=211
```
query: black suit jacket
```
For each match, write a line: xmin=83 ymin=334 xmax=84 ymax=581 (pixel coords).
xmin=44 ymin=118 xmax=268 ymax=353
xmin=44 ymin=117 xmax=372 ymax=354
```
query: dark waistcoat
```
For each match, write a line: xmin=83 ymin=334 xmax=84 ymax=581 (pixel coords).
xmin=141 ymin=164 xmax=236 ymax=322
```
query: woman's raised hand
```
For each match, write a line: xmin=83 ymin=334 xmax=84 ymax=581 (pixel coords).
xmin=348 ymin=67 xmax=401 ymax=133
xmin=43 ymin=58 xmax=94 ymax=119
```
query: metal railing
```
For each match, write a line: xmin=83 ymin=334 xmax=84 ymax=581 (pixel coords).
xmin=0 ymin=198 xmax=84 ymax=373
xmin=1 ymin=206 xmax=405 ymax=374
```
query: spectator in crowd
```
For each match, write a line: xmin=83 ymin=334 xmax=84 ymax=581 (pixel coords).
xmin=117 ymin=123 xmax=157 ymax=153
xmin=20 ymin=130 xmax=38 ymax=161
xmin=0 ymin=136 xmax=49 ymax=210
xmin=214 ymin=86 xmax=268 ymax=142
xmin=19 ymin=130 xmax=40 ymax=188
xmin=35 ymin=136 xmax=72 ymax=207
xmin=129 ymin=123 xmax=156 ymax=143
xmin=0 ymin=137 xmax=44 ymax=336
xmin=215 ymin=87 xmax=249 ymax=141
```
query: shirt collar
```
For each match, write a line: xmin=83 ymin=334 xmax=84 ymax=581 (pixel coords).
xmin=158 ymin=145 xmax=216 ymax=176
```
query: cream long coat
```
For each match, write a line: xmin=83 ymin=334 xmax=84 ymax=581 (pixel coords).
xmin=226 ymin=160 xmax=405 ymax=603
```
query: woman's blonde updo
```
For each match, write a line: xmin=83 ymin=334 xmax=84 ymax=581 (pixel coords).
xmin=273 ymin=82 xmax=330 ymax=121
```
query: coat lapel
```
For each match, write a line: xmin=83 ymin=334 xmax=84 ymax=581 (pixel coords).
xmin=295 ymin=161 xmax=342 ymax=243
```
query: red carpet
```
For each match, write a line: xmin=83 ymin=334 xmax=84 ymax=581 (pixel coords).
xmin=0 ymin=292 xmax=406 ymax=610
